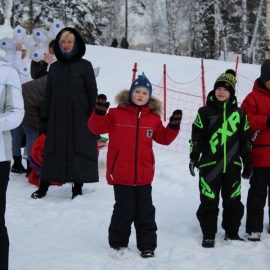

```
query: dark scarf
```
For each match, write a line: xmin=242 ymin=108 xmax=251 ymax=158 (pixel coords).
xmin=59 ymin=37 xmax=79 ymax=60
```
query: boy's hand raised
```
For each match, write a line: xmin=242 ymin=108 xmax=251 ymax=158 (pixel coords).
xmin=96 ymin=94 xmax=110 ymax=116
xmin=169 ymin=110 xmax=182 ymax=130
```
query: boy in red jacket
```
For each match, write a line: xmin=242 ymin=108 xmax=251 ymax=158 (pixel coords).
xmin=88 ymin=73 xmax=181 ymax=258
xmin=241 ymin=59 xmax=270 ymax=241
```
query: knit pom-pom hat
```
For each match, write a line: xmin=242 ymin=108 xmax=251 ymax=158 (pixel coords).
xmin=129 ymin=72 xmax=152 ymax=106
xmin=214 ymin=69 xmax=237 ymax=97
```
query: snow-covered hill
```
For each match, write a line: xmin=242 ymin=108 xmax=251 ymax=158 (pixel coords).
xmin=6 ymin=35 xmax=270 ymax=270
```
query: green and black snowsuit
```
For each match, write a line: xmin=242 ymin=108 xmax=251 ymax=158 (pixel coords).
xmin=190 ymin=90 xmax=251 ymax=238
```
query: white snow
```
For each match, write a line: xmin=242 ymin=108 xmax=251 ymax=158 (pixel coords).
xmin=3 ymin=25 xmax=269 ymax=270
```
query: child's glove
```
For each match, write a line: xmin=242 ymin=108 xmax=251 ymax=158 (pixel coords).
xmin=169 ymin=110 xmax=182 ymax=130
xmin=189 ymin=158 xmax=199 ymax=177
xmin=96 ymin=94 xmax=110 ymax=116
xmin=242 ymin=162 xmax=253 ymax=179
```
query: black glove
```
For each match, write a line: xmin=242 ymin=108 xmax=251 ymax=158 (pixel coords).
xmin=242 ymin=162 xmax=253 ymax=179
xmin=267 ymin=118 xmax=270 ymax=128
xmin=96 ymin=94 xmax=110 ymax=116
xmin=39 ymin=117 xmax=48 ymax=135
xmin=169 ymin=110 xmax=182 ymax=130
xmin=189 ymin=158 xmax=199 ymax=177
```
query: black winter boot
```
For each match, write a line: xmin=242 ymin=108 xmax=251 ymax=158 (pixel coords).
xmin=202 ymin=236 xmax=215 ymax=248
xmin=224 ymin=232 xmax=245 ymax=241
xmin=26 ymin=159 xmax=32 ymax=177
xmin=31 ymin=181 xmax=50 ymax=199
xmin=11 ymin=155 xmax=26 ymax=174
xmin=140 ymin=250 xmax=154 ymax=258
xmin=72 ymin=183 xmax=83 ymax=199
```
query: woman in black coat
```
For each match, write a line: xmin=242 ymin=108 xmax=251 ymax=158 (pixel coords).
xmin=31 ymin=27 xmax=99 ymax=199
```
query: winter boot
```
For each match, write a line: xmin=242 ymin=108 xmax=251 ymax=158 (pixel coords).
xmin=140 ymin=250 xmax=154 ymax=258
xmin=31 ymin=181 xmax=50 ymax=199
xmin=202 ymin=236 xmax=215 ymax=248
xmin=72 ymin=183 xmax=83 ymax=199
xmin=26 ymin=159 xmax=32 ymax=177
xmin=11 ymin=155 xmax=26 ymax=174
xmin=248 ymin=232 xmax=261 ymax=242
xmin=224 ymin=232 xmax=245 ymax=241
xmin=109 ymin=247 xmax=132 ymax=260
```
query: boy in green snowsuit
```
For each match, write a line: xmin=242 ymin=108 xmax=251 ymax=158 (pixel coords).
xmin=189 ymin=69 xmax=252 ymax=248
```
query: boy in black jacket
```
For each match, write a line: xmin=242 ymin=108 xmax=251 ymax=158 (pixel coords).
xmin=189 ymin=69 xmax=252 ymax=248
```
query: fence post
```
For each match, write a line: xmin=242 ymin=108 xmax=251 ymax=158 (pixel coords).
xmin=235 ymin=56 xmax=239 ymax=76
xmin=201 ymin=59 xmax=206 ymax=106
xmin=163 ymin=64 xmax=167 ymax=122
xmin=132 ymin=63 xmax=137 ymax=82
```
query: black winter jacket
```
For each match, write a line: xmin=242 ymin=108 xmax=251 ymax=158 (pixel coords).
xmin=40 ymin=27 xmax=98 ymax=183
xmin=31 ymin=60 xmax=48 ymax=79
xmin=190 ymin=90 xmax=251 ymax=180
xmin=22 ymin=75 xmax=47 ymax=131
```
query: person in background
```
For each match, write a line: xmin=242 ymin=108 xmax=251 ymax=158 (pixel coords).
xmin=11 ymin=43 xmax=32 ymax=174
xmin=111 ymin=38 xmax=118 ymax=48
xmin=120 ymin=37 xmax=129 ymax=49
xmin=88 ymin=73 xmax=181 ymax=258
xmin=31 ymin=27 xmax=99 ymax=199
xmin=0 ymin=57 xmax=24 ymax=270
xmin=21 ymin=40 xmax=56 ymax=177
xmin=189 ymin=69 xmax=252 ymax=248
xmin=241 ymin=59 xmax=270 ymax=241
xmin=30 ymin=39 xmax=55 ymax=79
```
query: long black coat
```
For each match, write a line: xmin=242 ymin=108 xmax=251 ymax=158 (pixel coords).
xmin=40 ymin=27 xmax=98 ymax=183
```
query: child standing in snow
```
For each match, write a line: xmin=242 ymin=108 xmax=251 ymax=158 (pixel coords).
xmin=241 ymin=59 xmax=270 ymax=241
xmin=189 ymin=69 xmax=252 ymax=248
xmin=88 ymin=73 xmax=181 ymax=258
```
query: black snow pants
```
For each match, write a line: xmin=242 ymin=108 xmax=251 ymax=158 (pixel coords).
xmin=109 ymin=184 xmax=157 ymax=251
xmin=196 ymin=165 xmax=244 ymax=238
xmin=246 ymin=167 xmax=270 ymax=233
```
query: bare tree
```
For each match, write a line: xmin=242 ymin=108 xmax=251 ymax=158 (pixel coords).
xmin=242 ymin=0 xmax=248 ymax=63
xmin=265 ymin=0 xmax=270 ymax=59
xmin=165 ymin=0 xmax=180 ymax=55
xmin=144 ymin=0 xmax=165 ymax=52
xmin=98 ymin=0 xmax=124 ymax=46
xmin=192 ymin=0 xmax=200 ymax=57
xmin=214 ymin=0 xmax=220 ymax=60
xmin=247 ymin=0 xmax=264 ymax=63
xmin=1 ymin=0 xmax=12 ymax=25
xmin=125 ymin=0 xmax=145 ymax=41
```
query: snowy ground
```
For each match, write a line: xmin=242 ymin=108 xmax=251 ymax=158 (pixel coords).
xmin=8 ymin=150 xmax=270 ymax=270
xmin=3 ymin=32 xmax=270 ymax=269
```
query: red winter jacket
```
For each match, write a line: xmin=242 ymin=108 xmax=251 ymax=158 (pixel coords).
xmin=88 ymin=90 xmax=179 ymax=186
xmin=241 ymin=78 xmax=270 ymax=167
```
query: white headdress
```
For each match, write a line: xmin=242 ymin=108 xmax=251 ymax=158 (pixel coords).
xmin=30 ymin=19 xmax=64 ymax=62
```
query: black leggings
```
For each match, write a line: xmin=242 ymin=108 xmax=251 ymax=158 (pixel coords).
xmin=0 ymin=161 xmax=11 ymax=270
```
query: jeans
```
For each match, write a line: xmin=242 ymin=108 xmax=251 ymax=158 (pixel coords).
xmin=10 ymin=124 xmax=24 ymax=156
xmin=22 ymin=125 xmax=39 ymax=162
xmin=10 ymin=124 xmax=39 ymax=161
